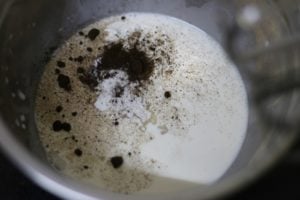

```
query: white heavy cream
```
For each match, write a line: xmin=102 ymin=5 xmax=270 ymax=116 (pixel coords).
xmin=35 ymin=13 xmax=248 ymax=195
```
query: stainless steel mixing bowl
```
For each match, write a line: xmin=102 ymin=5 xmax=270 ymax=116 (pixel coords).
xmin=0 ymin=0 xmax=299 ymax=199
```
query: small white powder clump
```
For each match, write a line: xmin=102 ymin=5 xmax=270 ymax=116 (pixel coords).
xmin=94 ymin=69 xmax=150 ymax=122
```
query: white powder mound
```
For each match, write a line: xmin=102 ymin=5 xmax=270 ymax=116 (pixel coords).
xmin=35 ymin=13 xmax=248 ymax=195
xmin=94 ymin=69 xmax=150 ymax=122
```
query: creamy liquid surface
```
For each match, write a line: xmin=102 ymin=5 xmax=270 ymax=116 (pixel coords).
xmin=35 ymin=13 xmax=248 ymax=194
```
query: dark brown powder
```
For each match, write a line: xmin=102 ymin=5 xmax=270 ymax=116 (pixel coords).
xmin=56 ymin=61 xmax=66 ymax=68
xmin=78 ymin=72 xmax=98 ymax=90
xmin=52 ymin=120 xmax=62 ymax=131
xmin=55 ymin=69 xmax=60 ymax=74
xmin=113 ymin=119 xmax=119 ymax=126
xmin=87 ymin=28 xmax=100 ymax=41
xmin=77 ymin=67 xmax=85 ymax=74
xmin=110 ymin=156 xmax=123 ymax=168
xmin=164 ymin=91 xmax=171 ymax=98
xmin=97 ymin=42 xmax=155 ymax=82
xmin=114 ymin=85 xmax=124 ymax=98
xmin=74 ymin=148 xmax=83 ymax=157
xmin=57 ymin=74 xmax=71 ymax=91
xmin=86 ymin=47 xmax=93 ymax=52
xmin=61 ymin=122 xmax=71 ymax=131
xmin=72 ymin=112 xmax=78 ymax=116
xmin=52 ymin=120 xmax=71 ymax=132
xmin=74 ymin=56 xmax=85 ymax=63
xmin=77 ymin=31 xmax=173 ymax=99
xmin=83 ymin=165 xmax=89 ymax=169
xmin=56 ymin=105 xmax=63 ymax=113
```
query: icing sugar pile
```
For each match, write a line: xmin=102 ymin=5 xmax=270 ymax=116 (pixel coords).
xmin=94 ymin=69 xmax=150 ymax=122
